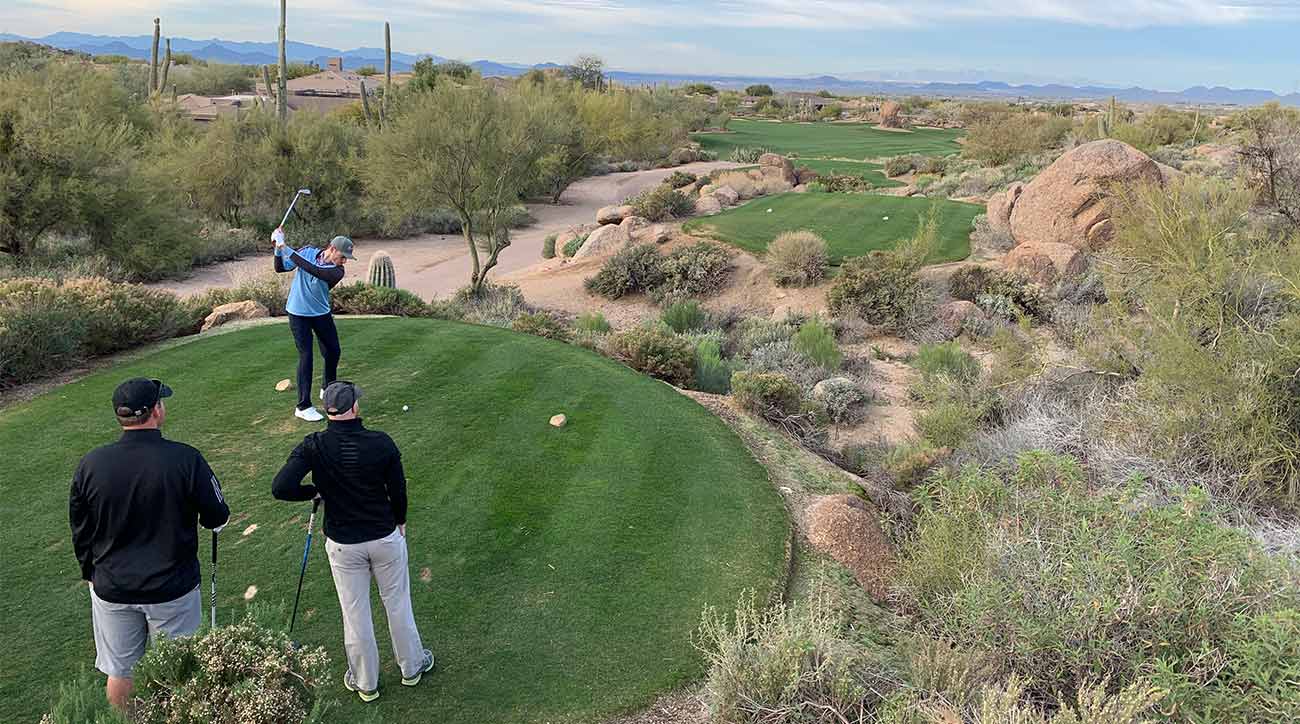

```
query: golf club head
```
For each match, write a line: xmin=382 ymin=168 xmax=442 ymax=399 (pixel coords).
xmin=298 ymin=189 xmax=312 ymax=196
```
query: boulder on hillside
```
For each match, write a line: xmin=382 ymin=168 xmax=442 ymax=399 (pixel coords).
xmin=937 ymin=300 xmax=984 ymax=333
xmin=596 ymin=204 xmax=635 ymax=225
xmin=986 ymin=182 xmax=1024 ymax=235
xmin=1004 ymin=242 xmax=1089 ymax=287
xmin=637 ymin=224 xmax=673 ymax=244
xmin=1156 ymin=162 xmax=1185 ymax=185
xmin=758 ymin=153 xmax=797 ymax=185
xmin=806 ymin=494 xmax=895 ymax=602
xmin=713 ymin=185 xmax=740 ymax=207
xmin=201 ymin=300 xmax=269 ymax=333
xmin=668 ymin=145 xmax=704 ymax=165
xmin=879 ymin=100 xmax=902 ymax=128
xmin=572 ymin=222 xmax=630 ymax=259
xmin=619 ymin=215 xmax=650 ymax=234
xmin=694 ymin=196 xmax=723 ymax=216
xmin=698 ymin=183 xmax=718 ymax=198
xmin=1008 ymin=140 xmax=1162 ymax=251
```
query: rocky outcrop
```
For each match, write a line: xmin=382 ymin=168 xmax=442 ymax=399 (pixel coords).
xmin=572 ymin=223 xmax=629 ymax=259
xmin=201 ymin=300 xmax=269 ymax=333
xmin=712 ymin=185 xmax=740 ymax=207
xmin=694 ymin=196 xmax=723 ymax=216
xmin=758 ymin=153 xmax=797 ymax=185
xmin=619 ymin=215 xmax=650 ymax=234
xmin=987 ymin=182 xmax=1023 ymax=235
xmin=879 ymin=101 xmax=902 ymax=128
xmin=1007 ymin=140 xmax=1162 ymax=251
xmin=806 ymin=495 xmax=895 ymax=602
xmin=1004 ymin=242 xmax=1089 ymax=287
xmin=596 ymin=204 xmax=635 ymax=226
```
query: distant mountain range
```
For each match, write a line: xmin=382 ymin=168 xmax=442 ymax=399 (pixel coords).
xmin=5 ymin=31 xmax=1299 ymax=107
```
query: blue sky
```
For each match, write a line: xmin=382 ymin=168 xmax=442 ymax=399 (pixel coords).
xmin=5 ymin=1 xmax=1300 ymax=91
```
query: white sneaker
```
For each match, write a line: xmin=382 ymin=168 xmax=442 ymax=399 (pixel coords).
xmin=295 ymin=407 xmax=324 ymax=422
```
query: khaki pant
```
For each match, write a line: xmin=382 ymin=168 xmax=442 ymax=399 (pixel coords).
xmin=324 ymin=529 xmax=425 ymax=690
xmin=90 ymin=585 xmax=201 ymax=678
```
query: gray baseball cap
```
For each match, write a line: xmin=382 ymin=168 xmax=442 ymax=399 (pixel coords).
xmin=330 ymin=235 xmax=355 ymax=260
xmin=323 ymin=381 xmax=362 ymax=415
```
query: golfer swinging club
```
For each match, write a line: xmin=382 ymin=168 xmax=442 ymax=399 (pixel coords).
xmin=272 ymin=381 xmax=433 ymax=702
xmin=69 ymin=378 xmax=231 ymax=711
xmin=272 ymin=226 xmax=355 ymax=422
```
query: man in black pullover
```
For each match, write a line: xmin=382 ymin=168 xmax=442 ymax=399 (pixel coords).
xmin=70 ymin=378 xmax=230 ymax=711
xmin=271 ymin=381 xmax=433 ymax=702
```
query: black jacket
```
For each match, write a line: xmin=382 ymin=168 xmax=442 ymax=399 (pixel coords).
xmin=271 ymin=418 xmax=407 ymax=544
xmin=69 ymin=429 xmax=230 ymax=604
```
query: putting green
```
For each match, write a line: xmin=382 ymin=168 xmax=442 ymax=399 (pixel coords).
xmin=694 ymin=118 xmax=964 ymax=160
xmin=683 ymin=192 xmax=982 ymax=264
xmin=0 ymin=319 xmax=787 ymax=724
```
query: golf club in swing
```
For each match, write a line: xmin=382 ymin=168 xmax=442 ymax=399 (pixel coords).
xmin=289 ymin=498 xmax=321 ymax=634
xmin=210 ymin=530 xmax=218 ymax=628
xmin=279 ymin=188 xmax=312 ymax=229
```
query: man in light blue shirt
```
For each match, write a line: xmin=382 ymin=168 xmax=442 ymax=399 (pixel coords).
xmin=272 ymin=226 xmax=354 ymax=421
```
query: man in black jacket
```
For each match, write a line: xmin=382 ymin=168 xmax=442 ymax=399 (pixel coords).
xmin=272 ymin=226 xmax=353 ymax=422
xmin=69 ymin=378 xmax=230 ymax=711
xmin=272 ymin=381 xmax=433 ymax=702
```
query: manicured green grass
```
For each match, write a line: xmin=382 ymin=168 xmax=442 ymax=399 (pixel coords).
xmin=683 ymin=193 xmax=982 ymax=264
xmin=0 ymin=319 xmax=787 ymax=724
xmin=795 ymin=159 xmax=905 ymax=188
xmin=695 ymin=118 xmax=963 ymax=160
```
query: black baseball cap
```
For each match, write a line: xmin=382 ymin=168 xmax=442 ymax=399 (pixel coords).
xmin=112 ymin=378 xmax=172 ymax=417
xmin=323 ymin=380 xmax=362 ymax=415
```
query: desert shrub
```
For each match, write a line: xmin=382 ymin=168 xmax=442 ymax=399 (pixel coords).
xmin=815 ymin=377 xmax=867 ymax=424
xmin=728 ymin=317 xmax=797 ymax=358
xmin=319 ymin=283 xmax=428 ymax=317
xmin=38 ymin=669 xmax=128 ymax=724
xmin=964 ymin=111 xmax=1072 ymax=166
xmin=696 ymin=590 xmax=896 ymax=724
xmin=764 ymin=231 xmax=826 ymax=288
xmin=450 ymin=283 xmax=530 ymax=327
xmin=542 ymin=233 xmax=558 ymax=259
xmin=731 ymin=370 xmax=803 ymax=417
xmin=793 ymin=318 xmax=842 ymax=370
xmin=745 ymin=340 xmax=827 ymax=391
xmin=662 ymin=299 xmax=708 ymax=333
xmin=912 ymin=342 xmax=980 ymax=386
xmin=819 ymin=174 xmax=875 ymax=193
xmin=666 ymin=170 xmax=698 ymax=188
xmin=58 ymin=278 xmax=183 ymax=356
xmin=948 ymin=266 xmax=992 ymax=302
xmin=575 ymin=311 xmax=612 ymax=334
xmin=126 ymin=608 xmax=331 ymax=724
xmin=584 ymin=243 xmax=665 ymax=300
xmin=0 ymin=280 xmax=86 ymax=386
xmin=656 ymin=242 xmax=733 ymax=302
xmin=562 ymin=233 xmax=588 ymax=258
xmin=178 ymin=272 xmax=290 ymax=333
xmin=898 ymin=452 xmax=1300 ymax=712
xmin=605 ymin=324 xmax=695 ymax=386
xmin=511 ymin=312 xmax=571 ymax=342
xmin=916 ymin=400 xmax=982 ymax=449
xmin=883 ymin=156 xmax=915 ymax=177
xmin=805 ymin=181 xmax=829 ymax=193
xmin=949 ymin=265 xmax=1047 ymax=320
xmin=916 ymin=156 xmax=949 ymax=175
xmin=827 ymin=212 xmax=935 ymax=330
xmin=626 ymin=184 xmax=694 ymax=222
xmin=728 ymin=146 xmax=770 ymax=163
xmin=883 ymin=440 xmax=947 ymax=488
xmin=693 ymin=337 xmax=733 ymax=394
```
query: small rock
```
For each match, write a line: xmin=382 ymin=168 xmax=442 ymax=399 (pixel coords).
xmin=242 ymin=524 xmax=258 ymax=536
xmin=275 ymin=379 xmax=292 ymax=392
xmin=243 ymin=585 xmax=258 ymax=601
xmin=549 ymin=414 xmax=567 ymax=428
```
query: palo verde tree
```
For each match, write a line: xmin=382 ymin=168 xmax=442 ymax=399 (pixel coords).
xmin=363 ymin=80 xmax=550 ymax=295
xmin=565 ymin=54 xmax=606 ymax=92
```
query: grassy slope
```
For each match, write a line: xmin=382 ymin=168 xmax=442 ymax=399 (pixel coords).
xmin=0 ymin=319 xmax=787 ymax=724
xmin=684 ymin=192 xmax=982 ymax=264
xmin=694 ymin=119 xmax=964 ymax=160
xmin=795 ymin=159 xmax=905 ymax=189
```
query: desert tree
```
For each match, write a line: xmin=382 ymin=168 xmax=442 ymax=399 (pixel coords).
xmin=1238 ymin=103 xmax=1300 ymax=228
xmin=565 ymin=54 xmax=606 ymax=92
xmin=362 ymin=80 xmax=550 ymax=295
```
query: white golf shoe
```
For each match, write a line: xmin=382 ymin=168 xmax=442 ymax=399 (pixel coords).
xmin=295 ymin=406 xmax=324 ymax=422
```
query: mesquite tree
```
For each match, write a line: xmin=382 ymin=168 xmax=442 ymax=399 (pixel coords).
xmin=363 ymin=81 xmax=549 ymax=295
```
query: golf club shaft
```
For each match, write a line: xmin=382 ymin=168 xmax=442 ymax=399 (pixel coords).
xmin=279 ymin=191 xmax=304 ymax=228
xmin=210 ymin=531 xmax=218 ymax=628
xmin=289 ymin=498 xmax=321 ymax=633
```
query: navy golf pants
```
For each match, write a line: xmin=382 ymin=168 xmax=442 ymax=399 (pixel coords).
xmin=288 ymin=313 xmax=341 ymax=410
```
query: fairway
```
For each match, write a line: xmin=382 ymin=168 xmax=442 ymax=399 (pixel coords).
xmin=0 ymin=319 xmax=787 ymax=724
xmin=796 ymin=159 xmax=905 ymax=188
xmin=684 ymin=193 xmax=982 ymax=264
xmin=694 ymin=118 xmax=964 ymax=160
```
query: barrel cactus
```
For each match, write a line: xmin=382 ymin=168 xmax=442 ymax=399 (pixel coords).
xmin=367 ymin=251 xmax=396 ymax=288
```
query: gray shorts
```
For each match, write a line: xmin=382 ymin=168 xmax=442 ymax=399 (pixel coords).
xmin=90 ymin=585 xmax=201 ymax=678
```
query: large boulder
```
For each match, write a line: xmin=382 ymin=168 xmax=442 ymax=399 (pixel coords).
xmin=1156 ymin=162 xmax=1184 ymax=186
xmin=596 ymin=204 xmax=635 ymax=226
xmin=636 ymin=224 xmax=673 ymax=244
xmin=619 ymin=215 xmax=650 ymax=234
xmin=572 ymin=222 xmax=630 ymax=259
xmin=757 ymin=153 xmax=797 ymax=185
xmin=986 ymin=182 xmax=1024 ymax=235
xmin=1009 ymin=140 xmax=1162 ymax=251
xmin=712 ymin=185 xmax=740 ymax=207
xmin=1004 ymin=242 xmax=1089 ymax=287
xmin=806 ymin=495 xmax=895 ymax=602
xmin=879 ymin=100 xmax=902 ymax=128
xmin=694 ymin=196 xmax=723 ymax=216
xmin=201 ymin=300 xmax=269 ymax=333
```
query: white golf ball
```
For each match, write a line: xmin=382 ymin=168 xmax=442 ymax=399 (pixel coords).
xmin=883 ymin=216 xmax=890 ymax=220
xmin=766 ymin=208 xmax=773 ymax=213
xmin=402 ymin=405 xmax=410 ymax=412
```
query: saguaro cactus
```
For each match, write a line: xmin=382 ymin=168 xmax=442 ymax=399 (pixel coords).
xmin=262 ymin=65 xmax=274 ymax=105
xmin=159 ymin=39 xmax=172 ymax=96
xmin=382 ymin=22 xmax=391 ymax=127
xmin=149 ymin=19 xmax=160 ymax=94
xmin=359 ymin=79 xmax=374 ymax=126
xmin=277 ymin=0 xmax=288 ymax=127
xmin=368 ymin=251 xmax=396 ymax=288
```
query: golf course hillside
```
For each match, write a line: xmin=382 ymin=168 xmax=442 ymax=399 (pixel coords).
xmin=0 ymin=319 xmax=788 ymax=724
xmin=684 ymin=193 xmax=983 ymax=264
xmin=694 ymin=118 xmax=964 ymax=159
